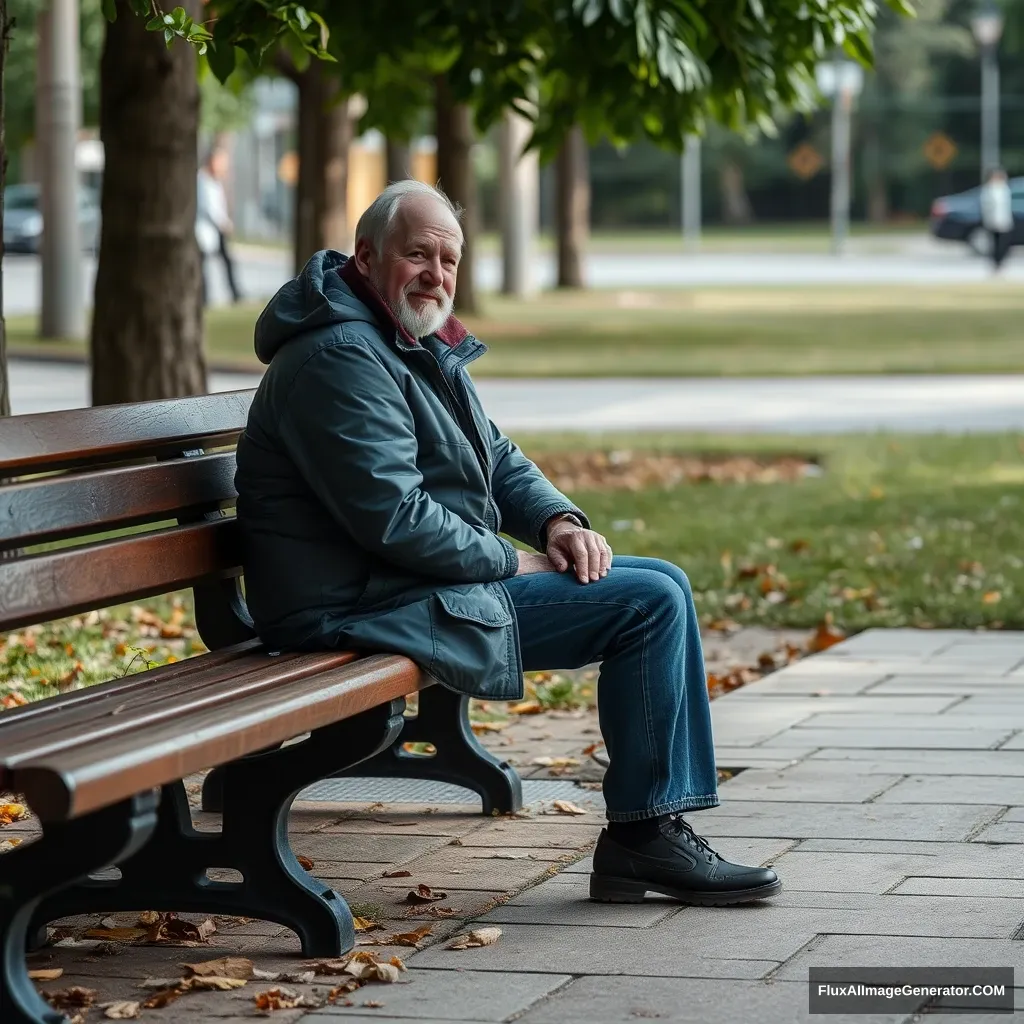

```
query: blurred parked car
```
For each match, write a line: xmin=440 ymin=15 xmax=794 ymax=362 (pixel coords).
xmin=929 ymin=177 xmax=1024 ymax=255
xmin=3 ymin=183 xmax=101 ymax=253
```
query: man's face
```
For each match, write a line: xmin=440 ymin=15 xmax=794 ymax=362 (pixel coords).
xmin=356 ymin=195 xmax=462 ymax=339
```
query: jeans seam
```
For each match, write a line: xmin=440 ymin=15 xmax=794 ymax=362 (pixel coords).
xmin=638 ymin=607 xmax=661 ymax=810
xmin=605 ymin=794 xmax=721 ymax=822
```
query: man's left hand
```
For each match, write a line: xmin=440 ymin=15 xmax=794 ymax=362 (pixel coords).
xmin=545 ymin=518 xmax=613 ymax=584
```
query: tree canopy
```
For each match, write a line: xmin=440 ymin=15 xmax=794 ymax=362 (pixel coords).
xmin=119 ymin=0 xmax=915 ymax=156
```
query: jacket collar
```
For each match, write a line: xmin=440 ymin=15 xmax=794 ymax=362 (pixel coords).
xmin=339 ymin=256 xmax=469 ymax=349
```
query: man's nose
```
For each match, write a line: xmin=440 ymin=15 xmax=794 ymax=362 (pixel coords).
xmin=420 ymin=256 xmax=443 ymax=286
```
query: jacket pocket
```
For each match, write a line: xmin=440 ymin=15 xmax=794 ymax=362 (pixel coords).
xmin=428 ymin=583 xmax=520 ymax=699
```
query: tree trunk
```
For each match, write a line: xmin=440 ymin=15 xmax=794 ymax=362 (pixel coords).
xmin=434 ymin=75 xmax=478 ymax=314
xmin=719 ymin=160 xmax=753 ymax=225
xmin=386 ymin=137 xmax=411 ymax=182
xmin=293 ymin=61 xmax=353 ymax=273
xmin=90 ymin=0 xmax=205 ymax=406
xmin=555 ymin=125 xmax=589 ymax=289
xmin=863 ymin=122 xmax=889 ymax=224
xmin=0 ymin=0 xmax=10 ymax=416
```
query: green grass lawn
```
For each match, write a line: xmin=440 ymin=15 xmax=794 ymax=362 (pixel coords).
xmin=516 ymin=431 xmax=1024 ymax=633
xmin=2 ymin=431 xmax=1021 ymax=712
xmin=14 ymin=283 xmax=1024 ymax=377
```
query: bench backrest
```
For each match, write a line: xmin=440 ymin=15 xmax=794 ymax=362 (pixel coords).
xmin=0 ymin=390 xmax=256 ymax=636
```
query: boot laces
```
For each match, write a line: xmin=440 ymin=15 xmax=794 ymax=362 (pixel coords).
xmin=664 ymin=814 xmax=716 ymax=858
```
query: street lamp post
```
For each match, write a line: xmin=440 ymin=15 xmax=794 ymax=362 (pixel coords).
xmin=681 ymin=134 xmax=701 ymax=252
xmin=816 ymin=60 xmax=864 ymax=256
xmin=971 ymin=0 xmax=1004 ymax=180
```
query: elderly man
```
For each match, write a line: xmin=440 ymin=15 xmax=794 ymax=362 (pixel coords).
xmin=236 ymin=180 xmax=780 ymax=906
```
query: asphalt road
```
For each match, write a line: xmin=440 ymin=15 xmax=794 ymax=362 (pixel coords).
xmin=4 ymin=237 xmax=1024 ymax=316
xmin=12 ymin=360 xmax=1024 ymax=433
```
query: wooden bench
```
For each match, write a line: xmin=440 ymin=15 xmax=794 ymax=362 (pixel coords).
xmin=0 ymin=391 xmax=521 ymax=1024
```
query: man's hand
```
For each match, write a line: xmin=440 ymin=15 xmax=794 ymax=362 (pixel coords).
xmin=516 ymin=550 xmax=558 ymax=576
xmin=546 ymin=518 xmax=613 ymax=584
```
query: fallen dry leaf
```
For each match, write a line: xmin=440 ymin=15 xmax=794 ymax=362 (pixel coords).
xmin=186 ymin=975 xmax=247 ymax=992
xmin=326 ymin=980 xmax=361 ymax=1002
xmin=470 ymin=721 xmax=507 ymax=734
xmin=45 ymin=987 xmax=97 ymax=1009
xmin=382 ymin=869 xmax=412 ymax=878
xmin=406 ymin=904 xmax=457 ymax=919
xmin=807 ymin=614 xmax=846 ymax=654
xmin=297 ymin=855 xmax=315 ymax=870
xmin=346 ymin=960 xmax=402 ymax=983
xmin=550 ymin=800 xmax=587 ymax=816
xmin=136 ymin=911 xmax=161 ymax=927
xmin=361 ymin=925 xmax=432 ymax=948
xmin=181 ymin=956 xmax=253 ymax=980
xmin=100 ymin=1001 xmax=140 ymax=1020
xmin=363 ymin=1000 xmax=385 ymax=1008
xmin=28 ymin=968 xmax=64 ymax=981
xmin=531 ymin=756 xmax=580 ymax=768
xmin=141 ymin=985 xmax=183 ymax=1009
xmin=141 ymin=913 xmax=216 ymax=946
xmin=508 ymin=700 xmax=543 ymax=715
xmin=447 ymin=927 xmax=502 ymax=950
xmin=353 ymin=917 xmax=379 ymax=931
xmin=0 ymin=802 xmax=28 ymax=825
xmin=251 ymin=968 xmax=315 ymax=984
xmin=0 ymin=837 xmax=23 ymax=852
xmin=253 ymin=986 xmax=319 ymax=1011
xmin=406 ymin=884 xmax=448 ymax=904
xmin=983 ymin=590 xmax=1002 ymax=605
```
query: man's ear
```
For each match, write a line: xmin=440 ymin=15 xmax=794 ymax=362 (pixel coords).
xmin=353 ymin=237 xmax=374 ymax=277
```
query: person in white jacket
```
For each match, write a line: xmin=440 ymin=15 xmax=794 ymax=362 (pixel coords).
xmin=196 ymin=147 xmax=243 ymax=305
xmin=980 ymin=167 xmax=1014 ymax=270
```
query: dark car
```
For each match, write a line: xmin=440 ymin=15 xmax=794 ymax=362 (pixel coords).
xmin=929 ymin=177 xmax=1024 ymax=255
xmin=3 ymin=183 xmax=101 ymax=254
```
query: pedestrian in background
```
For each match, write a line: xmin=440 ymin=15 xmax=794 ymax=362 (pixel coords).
xmin=196 ymin=146 xmax=244 ymax=305
xmin=980 ymin=167 xmax=1014 ymax=271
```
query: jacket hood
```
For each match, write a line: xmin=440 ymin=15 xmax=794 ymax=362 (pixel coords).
xmin=254 ymin=249 xmax=470 ymax=364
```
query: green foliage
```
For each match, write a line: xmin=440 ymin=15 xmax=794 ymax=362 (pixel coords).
xmin=123 ymin=0 xmax=910 ymax=157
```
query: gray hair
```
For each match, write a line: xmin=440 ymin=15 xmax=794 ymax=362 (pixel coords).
xmin=354 ymin=179 xmax=463 ymax=254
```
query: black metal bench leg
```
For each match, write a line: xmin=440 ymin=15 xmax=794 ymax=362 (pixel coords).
xmin=35 ymin=700 xmax=407 ymax=958
xmin=1 ymin=794 xmax=158 ymax=1024
xmin=331 ymin=686 xmax=523 ymax=815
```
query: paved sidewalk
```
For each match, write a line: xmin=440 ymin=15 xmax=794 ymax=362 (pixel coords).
xmin=18 ymin=629 xmax=1024 ymax=1022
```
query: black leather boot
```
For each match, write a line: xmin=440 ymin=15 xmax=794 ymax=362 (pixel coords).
xmin=590 ymin=815 xmax=782 ymax=905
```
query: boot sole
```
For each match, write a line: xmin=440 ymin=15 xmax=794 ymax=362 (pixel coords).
xmin=589 ymin=873 xmax=782 ymax=906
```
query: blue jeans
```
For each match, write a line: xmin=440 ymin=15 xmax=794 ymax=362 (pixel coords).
xmin=503 ymin=555 xmax=720 ymax=821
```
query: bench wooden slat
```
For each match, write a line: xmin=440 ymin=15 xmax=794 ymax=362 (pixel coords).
xmin=12 ymin=653 xmax=425 ymax=820
xmin=0 ymin=452 xmax=237 ymax=549
xmin=1 ymin=650 xmax=360 ymax=766
xmin=0 ymin=640 xmax=265 ymax=730
xmin=0 ymin=390 xmax=253 ymax=475
xmin=0 ymin=520 xmax=241 ymax=632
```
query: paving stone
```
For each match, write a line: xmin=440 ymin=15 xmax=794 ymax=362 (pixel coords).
xmin=892 ymin=877 xmax=1024 ymax=898
xmin=761 ymin=726 xmax=1014 ymax=749
xmin=312 ymin=813 xmax=482 ymax=838
xmin=774 ymin=934 xmax=1024 ymax=980
xmin=721 ymin=694 xmax=961 ymax=714
xmin=821 ymin=629 xmax=963 ymax=658
xmin=309 ymin=968 xmax=569 ymax=1021
xmin=513 ymin=976 xmax=906 ymax=1024
xmin=292 ymin=834 xmax=450 ymax=865
xmin=718 ymin=764 xmax=902 ymax=803
xmin=869 ymin=677 xmax=1024 ymax=695
xmin=714 ymin=746 xmax=820 ymax=769
xmin=732 ymin=673 xmax=885 ymax=695
xmin=372 ymin=853 xmax=564 ymax=893
xmin=797 ymin=837 xmax=1024 ymax=862
xmin=808 ymin=748 xmax=1024 ymax=776
xmin=456 ymin=820 xmax=603 ymax=848
xmin=874 ymin=775 xmax=1024 ymax=805
xmin=1000 ymin=806 xmax=1024 ymax=821
xmin=767 ymin=850 xmax=917 ymax=894
xmin=972 ymin=822 xmax=1024 ymax=843
xmin=406 ymin=921 xmax=792 ymax=976
xmin=651 ymin=895 xmax=1024 ymax=940
xmin=997 ymin=732 xmax=1024 ymax=750
xmin=801 ymin=711 xmax=1024 ymax=730
xmin=476 ymin=874 xmax=676 ymax=928
xmin=686 ymin=800 xmax=1000 ymax=841
xmin=338 ymin=882 xmax=510 ymax=922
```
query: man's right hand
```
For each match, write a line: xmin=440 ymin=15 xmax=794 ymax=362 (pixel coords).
xmin=515 ymin=551 xmax=557 ymax=576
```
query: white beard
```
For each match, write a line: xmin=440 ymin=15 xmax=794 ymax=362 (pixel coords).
xmin=373 ymin=273 xmax=453 ymax=339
